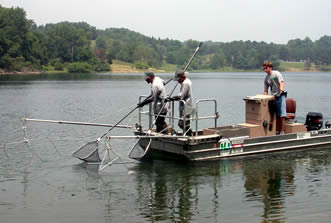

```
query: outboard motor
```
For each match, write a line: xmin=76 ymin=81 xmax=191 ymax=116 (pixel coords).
xmin=305 ymin=112 xmax=323 ymax=131
xmin=325 ymin=121 xmax=331 ymax=129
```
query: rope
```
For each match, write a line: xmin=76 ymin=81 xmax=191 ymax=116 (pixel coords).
xmin=45 ymin=136 xmax=63 ymax=158
xmin=0 ymin=118 xmax=45 ymax=168
xmin=22 ymin=125 xmax=44 ymax=162
xmin=21 ymin=117 xmax=76 ymax=161
xmin=1 ymin=138 xmax=33 ymax=159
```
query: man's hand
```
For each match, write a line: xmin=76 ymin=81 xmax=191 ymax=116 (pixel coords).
xmin=165 ymin=96 xmax=180 ymax=102
xmin=164 ymin=97 xmax=171 ymax=102
xmin=171 ymin=96 xmax=180 ymax=101
xmin=276 ymin=91 xmax=283 ymax=98
xmin=274 ymin=90 xmax=287 ymax=99
xmin=137 ymin=98 xmax=151 ymax=107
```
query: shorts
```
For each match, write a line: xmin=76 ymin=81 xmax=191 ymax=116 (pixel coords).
xmin=275 ymin=95 xmax=286 ymax=117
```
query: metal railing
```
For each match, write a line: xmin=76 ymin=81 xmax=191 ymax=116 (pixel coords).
xmin=195 ymin=99 xmax=219 ymax=134
xmin=138 ymin=96 xmax=219 ymax=136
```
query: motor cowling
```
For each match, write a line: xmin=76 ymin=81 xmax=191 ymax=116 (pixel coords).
xmin=305 ymin=112 xmax=323 ymax=131
xmin=325 ymin=121 xmax=331 ymax=129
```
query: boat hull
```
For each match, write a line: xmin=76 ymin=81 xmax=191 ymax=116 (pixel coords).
xmin=134 ymin=129 xmax=331 ymax=161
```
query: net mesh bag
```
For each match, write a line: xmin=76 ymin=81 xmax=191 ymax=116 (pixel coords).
xmin=128 ymin=138 xmax=151 ymax=160
xmin=72 ymin=140 xmax=101 ymax=163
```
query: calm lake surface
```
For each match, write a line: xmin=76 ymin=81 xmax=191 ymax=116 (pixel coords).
xmin=1 ymin=72 xmax=331 ymax=223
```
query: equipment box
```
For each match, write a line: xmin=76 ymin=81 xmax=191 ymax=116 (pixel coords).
xmin=237 ymin=123 xmax=275 ymax=137
xmin=203 ymin=125 xmax=249 ymax=138
xmin=285 ymin=123 xmax=307 ymax=134
xmin=243 ymin=94 xmax=276 ymax=135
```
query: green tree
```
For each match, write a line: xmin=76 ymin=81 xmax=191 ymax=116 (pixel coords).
xmin=0 ymin=6 xmax=42 ymax=70
xmin=96 ymin=36 xmax=107 ymax=50
xmin=315 ymin=36 xmax=331 ymax=65
xmin=279 ymin=46 xmax=289 ymax=61
xmin=133 ymin=44 xmax=161 ymax=67
xmin=210 ymin=52 xmax=225 ymax=69
xmin=41 ymin=22 xmax=94 ymax=62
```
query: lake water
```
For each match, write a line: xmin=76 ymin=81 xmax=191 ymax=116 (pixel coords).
xmin=1 ymin=72 xmax=331 ymax=223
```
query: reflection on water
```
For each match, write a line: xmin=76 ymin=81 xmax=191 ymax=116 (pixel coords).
xmin=74 ymin=149 xmax=330 ymax=223
xmin=242 ymin=156 xmax=296 ymax=221
xmin=1 ymin=72 xmax=331 ymax=222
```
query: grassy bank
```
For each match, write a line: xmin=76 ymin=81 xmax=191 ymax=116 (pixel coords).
xmin=110 ymin=61 xmax=326 ymax=73
xmin=109 ymin=61 xmax=255 ymax=73
xmin=110 ymin=60 xmax=179 ymax=73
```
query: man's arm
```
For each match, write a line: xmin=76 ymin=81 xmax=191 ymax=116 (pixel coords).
xmin=137 ymin=97 xmax=153 ymax=107
xmin=179 ymin=82 xmax=190 ymax=100
xmin=276 ymin=71 xmax=284 ymax=92
xmin=264 ymin=85 xmax=268 ymax=95
xmin=264 ymin=77 xmax=268 ymax=95
xmin=279 ymin=81 xmax=284 ymax=92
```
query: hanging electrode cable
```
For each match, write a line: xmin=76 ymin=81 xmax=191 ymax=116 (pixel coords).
xmin=22 ymin=119 xmax=44 ymax=162
xmin=22 ymin=118 xmax=64 ymax=160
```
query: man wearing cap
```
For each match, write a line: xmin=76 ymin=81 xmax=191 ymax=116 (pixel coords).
xmin=263 ymin=61 xmax=286 ymax=135
xmin=171 ymin=70 xmax=193 ymax=136
xmin=137 ymin=71 xmax=168 ymax=134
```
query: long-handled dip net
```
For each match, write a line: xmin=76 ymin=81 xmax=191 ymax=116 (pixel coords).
xmin=128 ymin=137 xmax=152 ymax=160
xmin=72 ymin=139 xmax=101 ymax=163
xmin=71 ymin=106 xmax=138 ymax=163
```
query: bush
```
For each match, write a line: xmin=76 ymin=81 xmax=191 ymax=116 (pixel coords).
xmin=54 ymin=62 xmax=64 ymax=71
xmin=320 ymin=65 xmax=331 ymax=71
xmin=93 ymin=60 xmax=110 ymax=72
xmin=42 ymin=65 xmax=54 ymax=71
xmin=134 ymin=61 xmax=149 ymax=69
xmin=66 ymin=62 xmax=92 ymax=73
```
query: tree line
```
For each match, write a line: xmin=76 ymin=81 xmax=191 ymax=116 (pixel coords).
xmin=1 ymin=5 xmax=331 ymax=73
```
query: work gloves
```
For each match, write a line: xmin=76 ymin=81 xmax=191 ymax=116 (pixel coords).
xmin=138 ymin=96 xmax=180 ymax=107
xmin=137 ymin=98 xmax=152 ymax=107
xmin=165 ymin=96 xmax=180 ymax=102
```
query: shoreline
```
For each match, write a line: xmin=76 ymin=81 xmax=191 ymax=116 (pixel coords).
xmin=2 ymin=60 xmax=328 ymax=75
xmin=0 ymin=68 xmax=328 ymax=76
xmin=0 ymin=71 xmax=45 ymax=75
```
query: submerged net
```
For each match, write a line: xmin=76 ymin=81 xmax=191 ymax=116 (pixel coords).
xmin=72 ymin=140 xmax=101 ymax=163
xmin=128 ymin=138 xmax=151 ymax=160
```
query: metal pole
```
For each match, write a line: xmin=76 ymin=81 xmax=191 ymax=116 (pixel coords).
xmin=23 ymin=118 xmax=132 ymax=129
xmin=107 ymin=135 xmax=188 ymax=139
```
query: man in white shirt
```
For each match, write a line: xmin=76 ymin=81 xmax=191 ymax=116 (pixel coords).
xmin=138 ymin=71 xmax=168 ymax=134
xmin=171 ymin=70 xmax=193 ymax=136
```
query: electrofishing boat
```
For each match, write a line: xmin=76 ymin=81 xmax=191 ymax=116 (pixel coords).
xmin=126 ymin=94 xmax=331 ymax=161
